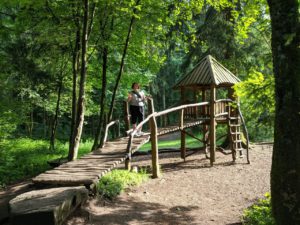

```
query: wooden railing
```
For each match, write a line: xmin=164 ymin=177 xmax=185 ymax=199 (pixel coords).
xmin=125 ymin=98 xmax=209 ymax=177
xmin=103 ymin=120 xmax=120 ymax=144
xmin=120 ymin=98 xmax=249 ymax=177
xmin=182 ymin=99 xmax=231 ymax=119
xmin=215 ymin=99 xmax=230 ymax=117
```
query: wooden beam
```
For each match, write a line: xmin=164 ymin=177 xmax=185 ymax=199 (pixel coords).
xmin=210 ymin=84 xmax=216 ymax=166
xmin=148 ymin=98 xmax=160 ymax=178
xmin=180 ymin=109 xmax=186 ymax=160
xmin=181 ymin=129 xmax=204 ymax=143
xmin=125 ymin=135 xmax=133 ymax=170
xmin=124 ymin=101 xmax=130 ymax=131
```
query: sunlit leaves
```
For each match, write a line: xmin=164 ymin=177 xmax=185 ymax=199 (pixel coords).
xmin=234 ymin=69 xmax=275 ymax=127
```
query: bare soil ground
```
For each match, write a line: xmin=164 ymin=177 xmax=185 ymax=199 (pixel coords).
xmin=66 ymin=143 xmax=272 ymax=225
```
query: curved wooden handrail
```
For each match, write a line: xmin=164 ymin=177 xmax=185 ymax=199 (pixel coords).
xmin=126 ymin=101 xmax=209 ymax=154
xmin=103 ymin=120 xmax=120 ymax=143
xmin=155 ymin=102 xmax=209 ymax=117
xmin=129 ymin=101 xmax=210 ymax=136
xmin=215 ymin=98 xmax=233 ymax=103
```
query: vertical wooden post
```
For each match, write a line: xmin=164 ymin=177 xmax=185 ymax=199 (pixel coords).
xmin=180 ymin=87 xmax=186 ymax=160
xmin=202 ymin=89 xmax=208 ymax=156
xmin=125 ymin=135 xmax=132 ymax=171
xmin=193 ymin=88 xmax=198 ymax=118
xmin=124 ymin=101 xmax=130 ymax=132
xmin=180 ymin=109 xmax=186 ymax=160
xmin=210 ymin=84 xmax=216 ymax=166
xmin=148 ymin=98 xmax=160 ymax=178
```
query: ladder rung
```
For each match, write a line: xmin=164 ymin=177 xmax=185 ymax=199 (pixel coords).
xmin=233 ymin=140 xmax=242 ymax=143
xmin=230 ymin=132 xmax=241 ymax=135
xmin=229 ymin=117 xmax=239 ymax=120
xmin=229 ymin=124 xmax=241 ymax=127
xmin=235 ymin=148 xmax=244 ymax=151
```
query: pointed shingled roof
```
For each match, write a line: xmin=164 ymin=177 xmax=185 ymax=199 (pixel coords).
xmin=173 ymin=55 xmax=240 ymax=89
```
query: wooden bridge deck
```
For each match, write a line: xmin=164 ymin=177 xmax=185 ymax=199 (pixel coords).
xmin=32 ymin=119 xmax=209 ymax=187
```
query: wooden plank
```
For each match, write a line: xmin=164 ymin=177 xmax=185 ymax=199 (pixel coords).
xmin=79 ymin=155 xmax=125 ymax=160
xmin=53 ymin=167 xmax=110 ymax=171
xmin=44 ymin=171 xmax=102 ymax=176
xmin=33 ymin=174 xmax=97 ymax=180
xmin=32 ymin=178 xmax=97 ymax=185
xmin=62 ymin=159 xmax=121 ymax=165
xmin=33 ymin=175 xmax=97 ymax=181
xmin=57 ymin=164 xmax=113 ymax=169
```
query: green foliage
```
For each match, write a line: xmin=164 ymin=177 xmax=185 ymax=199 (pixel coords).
xmin=242 ymin=193 xmax=276 ymax=225
xmin=97 ymin=169 xmax=148 ymax=199
xmin=140 ymin=135 xmax=202 ymax=151
xmin=0 ymin=0 xmax=275 ymax=146
xmin=140 ymin=126 xmax=227 ymax=151
xmin=234 ymin=69 xmax=275 ymax=141
xmin=0 ymin=138 xmax=92 ymax=187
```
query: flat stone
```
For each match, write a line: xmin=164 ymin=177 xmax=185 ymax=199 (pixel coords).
xmin=0 ymin=181 xmax=32 ymax=223
xmin=9 ymin=186 xmax=88 ymax=225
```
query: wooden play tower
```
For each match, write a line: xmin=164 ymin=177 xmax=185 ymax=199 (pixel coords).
xmin=173 ymin=55 xmax=249 ymax=165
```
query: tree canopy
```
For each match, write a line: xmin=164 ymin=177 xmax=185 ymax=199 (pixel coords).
xmin=1 ymin=0 xmax=299 ymax=222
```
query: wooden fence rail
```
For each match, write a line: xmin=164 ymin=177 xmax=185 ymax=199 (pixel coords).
xmin=124 ymin=98 xmax=249 ymax=177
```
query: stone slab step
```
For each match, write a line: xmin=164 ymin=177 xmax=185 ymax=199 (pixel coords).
xmin=9 ymin=186 xmax=88 ymax=225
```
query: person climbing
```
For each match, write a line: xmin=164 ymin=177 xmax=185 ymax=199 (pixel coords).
xmin=127 ymin=82 xmax=146 ymax=136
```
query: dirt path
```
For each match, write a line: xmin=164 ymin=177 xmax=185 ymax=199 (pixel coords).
xmin=67 ymin=144 xmax=272 ymax=225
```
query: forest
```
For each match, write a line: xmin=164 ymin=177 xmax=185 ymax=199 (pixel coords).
xmin=0 ymin=0 xmax=299 ymax=224
xmin=0 ymin=0 xmax=274 ymax=155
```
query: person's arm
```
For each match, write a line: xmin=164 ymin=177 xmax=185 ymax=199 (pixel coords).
xmin=140 ymin=91 xmax=146 ymax=102
xmin=127 ymin=93 xmax=132 ymax=102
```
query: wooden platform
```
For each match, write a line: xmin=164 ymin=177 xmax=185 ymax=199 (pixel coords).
xmin=32 ymin=136 xmax=150 ymax=186
xmin=32 ymin=119 xmax=209 ymax=187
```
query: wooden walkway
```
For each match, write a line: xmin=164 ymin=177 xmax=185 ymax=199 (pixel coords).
xmin=32 ymin=119 xmax=208 ymax=187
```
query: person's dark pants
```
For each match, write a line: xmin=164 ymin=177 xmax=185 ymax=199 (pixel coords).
xmin=130 ymin=105 xmax=144 ymax=124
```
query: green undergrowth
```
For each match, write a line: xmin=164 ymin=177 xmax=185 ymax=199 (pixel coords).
xmin=139 ymin=137 xmax=202 ymax=152
xmin=97 ymin=169 xmax=149 ymax=199
xmin=0 ymin=138 xmax=92 ymax=188
xmin=242 ymin=193 xmax=275 ymax=225
xmin=139 ymin=133 xmax=227 ymax=152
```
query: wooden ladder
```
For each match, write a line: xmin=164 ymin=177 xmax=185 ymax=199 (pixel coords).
xmin=228 ymin=115 xmax=245 ymax=162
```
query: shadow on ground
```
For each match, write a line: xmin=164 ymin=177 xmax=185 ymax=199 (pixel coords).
xmin=132 ymin=151 xmax=246 ymax=175
xmin=68 ymin=197 xmax=199 ymax=225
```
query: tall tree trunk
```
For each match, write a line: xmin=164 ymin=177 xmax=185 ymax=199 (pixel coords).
xmin=68 ymin=0 xmax=89 ymax=161
xmin=69 ymin=7 xmax=81 ymax=148
xmin=28 ymin=108 xmax=34 ymax=137
xmin=267 ymin=0 xmax=300 ymax=224
xmin=92 ymin=46 xmax=108 ymax=151
xmin=49 ymin=78 xmax=63 ymax=151
xmin=43 ymin=107 xmax=47 ymax=138
xmin=92 ymin=14 xmax=114 ymax=150
xmin=106 ymin=0 xmax=141 ymax=123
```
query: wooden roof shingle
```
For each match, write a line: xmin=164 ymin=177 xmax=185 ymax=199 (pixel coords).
xmin=173 ymin=55 xmax=240 ymax=89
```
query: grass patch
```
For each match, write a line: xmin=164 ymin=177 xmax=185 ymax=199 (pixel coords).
xmin=139 ymin=136 xmax=203 ymax=152
xmin=242 ymin=193 xmax=275 ymax=225
xmin=97 ymin=169 xmax=149 ymax=199
xmin=139 ymin=131 xmax=227 ymax=152
xmin=0 ymin=138 xmax=92 ymax=187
